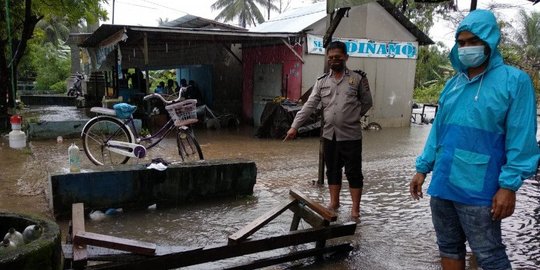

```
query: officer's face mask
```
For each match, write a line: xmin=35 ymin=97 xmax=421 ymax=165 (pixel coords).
xmin=327 ymin=49 xmax=347 ymax=72
xmin=458 ymin=45 xmax=488 ymax=68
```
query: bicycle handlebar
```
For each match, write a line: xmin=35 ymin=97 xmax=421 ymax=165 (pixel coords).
xmin=143 ymin=93 xmax=182 ymax=105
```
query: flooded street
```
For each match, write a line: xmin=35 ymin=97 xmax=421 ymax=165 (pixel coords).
xmin=1 ymin=113 xmax=539 ymax=269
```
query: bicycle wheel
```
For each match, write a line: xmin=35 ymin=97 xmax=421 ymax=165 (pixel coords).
xmin=176 ymin=129 xmax=204 ymax=162
xmin=366 ymin=122 xmax=382 ymax=131
xmin=82 ymin=116 xmax=133 ymax=166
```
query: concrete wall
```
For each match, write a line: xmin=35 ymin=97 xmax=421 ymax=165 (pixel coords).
xmin=27 ymin=119 xmax=142 ymax=139
xmin=48 ymin=159 xmax=257 ymax=218
xmin=301 ymin=2 xmax=418 ymax=127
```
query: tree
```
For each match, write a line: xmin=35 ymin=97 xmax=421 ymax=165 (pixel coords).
xmin=0 ymin=0 xmax=106 ymax=122
xmin=510 ymin=10 xmax=540 ymax=92
xmin=211 ymin=0 xmax=277 ymax=28
xmin=265 ymin=0 xmax=278 ymax=20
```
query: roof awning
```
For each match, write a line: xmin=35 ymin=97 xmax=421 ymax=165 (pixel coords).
xmin=80 ymin=24 xmax=300 ymax=48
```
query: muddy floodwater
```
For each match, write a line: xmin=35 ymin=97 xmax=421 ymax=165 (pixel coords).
xmin=0 ymin=112 xmax=539 ymax=269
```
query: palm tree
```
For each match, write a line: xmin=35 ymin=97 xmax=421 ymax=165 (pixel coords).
xmin=516 ymin=10 xmax=540 ymax=62
xmin=509 ymin=10 xmax=540 ymax=92
xmin=211 ymin=0 xmax=277 ymax=28
xmin=157 ymin=17 xmax=170 ymax=26
xmin=35 ymin=16 xmax=71 ymax=47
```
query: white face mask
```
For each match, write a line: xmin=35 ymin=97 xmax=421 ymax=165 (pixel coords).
xmin=458 ymin=45 xmax=488 ymax=68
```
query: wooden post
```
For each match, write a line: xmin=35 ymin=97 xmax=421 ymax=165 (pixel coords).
xmin=290 ymin=213 xmax=301 ymax=231
xmin=72 ymin=203 xmax=88 ymax=269
xmin=470 ymin=0 xmax=477 ymax=11
xmin=318 ymin=7 xmax=351 ymax=185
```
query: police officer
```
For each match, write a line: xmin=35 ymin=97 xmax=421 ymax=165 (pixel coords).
xmin=284 ymin=41 xmax=373 ymax=219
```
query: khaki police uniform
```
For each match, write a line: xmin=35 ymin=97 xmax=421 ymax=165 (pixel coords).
xmin=291 ymin=68 xmax=373 ymax=141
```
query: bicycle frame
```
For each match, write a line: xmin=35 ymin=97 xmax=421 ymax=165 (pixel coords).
xmin=123 ymin=116 xmax=178 ymax=150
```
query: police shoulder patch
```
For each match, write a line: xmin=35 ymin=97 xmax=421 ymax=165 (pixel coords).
xmin=317 ymin=73 xmax=329 ymax=80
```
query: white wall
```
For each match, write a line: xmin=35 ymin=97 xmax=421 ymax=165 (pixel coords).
xmin=301 ymin=2 xmax=420 ymax=127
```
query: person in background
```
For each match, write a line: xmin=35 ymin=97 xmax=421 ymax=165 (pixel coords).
xmin=173 ymin=80 xmax=181 ymax=95
xmin=178 ymin=79 xmax=189 ymax=98
xmin=283 ymin=41 xmax=373 ymax=219
xmin=409 ymin=9 xmax=539 ymax=270
xmin=154 ymin=81 xmax=165 ymax=94
xmin=186 ymin=80 xmax=204 ymax=105
xmin=166 ymin=79 xmax=176 ymax=95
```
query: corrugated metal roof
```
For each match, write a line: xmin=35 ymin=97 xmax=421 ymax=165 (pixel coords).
xmin=250 ymin=2 xmax=326 ymax=33
xmin=251 ymin=0 xmax=433 ymax=45
xmin=163 ymin=14 xmax=246 ymax=31
xmin=79 ymin=24 xmax=298 ymax=48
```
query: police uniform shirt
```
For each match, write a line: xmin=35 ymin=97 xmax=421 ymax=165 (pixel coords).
xmin=291 ymin=68 xmax=373 ymax=141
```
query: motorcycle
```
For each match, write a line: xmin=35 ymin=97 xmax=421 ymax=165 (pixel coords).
xmin=67 ymin=73 xmax=84 ymax=97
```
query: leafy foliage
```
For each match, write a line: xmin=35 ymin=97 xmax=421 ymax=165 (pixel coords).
xmin=0 ymin=0 xmax=107 ymax=113
xmin=413 ymin=81 xmax=445 ymax=104
xmin=211 ymin=0 xmax=277 ymax=28
xmin=31 ymin=43 xmax=70 ymax=93
xmin=502 ymin=10 xmax=540 ymax=94
xmin=414 ymin=44 xmax=451 ymax=88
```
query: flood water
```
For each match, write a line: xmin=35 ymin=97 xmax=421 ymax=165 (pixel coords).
xmin=0 ymin=109 xmax=539 ymax=270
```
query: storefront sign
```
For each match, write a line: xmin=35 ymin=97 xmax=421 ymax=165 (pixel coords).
xmin=307 ymin=34 xmax=418 ymax=59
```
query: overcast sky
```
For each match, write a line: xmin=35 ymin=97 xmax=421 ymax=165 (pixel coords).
xmin=101 ymin=0 xmax=540 ymax=47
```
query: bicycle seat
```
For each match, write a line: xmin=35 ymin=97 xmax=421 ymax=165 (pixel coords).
xmin=90 ymin=107 xmax=117 ymax=116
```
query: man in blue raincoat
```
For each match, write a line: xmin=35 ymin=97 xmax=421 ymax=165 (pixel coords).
xmin=409 ymin=9 xmax=539 ymax=270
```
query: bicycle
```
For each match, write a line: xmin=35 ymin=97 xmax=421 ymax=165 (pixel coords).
xmin=80 ymin=93 xmax=203 ymax=166
xmin=360 ymin=115 xmax=382 ymax=131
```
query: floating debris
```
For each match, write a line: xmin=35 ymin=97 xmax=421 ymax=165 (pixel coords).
xmin=23 ymin=224 xmax=43 ymax=243
xmin=4 ymin=227 xmax=24 ymax=246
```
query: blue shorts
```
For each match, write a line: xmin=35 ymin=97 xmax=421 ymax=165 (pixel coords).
xmin=430 ymin=197 xmax=511 ymax=270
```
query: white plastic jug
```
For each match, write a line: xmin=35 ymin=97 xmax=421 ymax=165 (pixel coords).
xmin=9 ymin=130 xmax=26 ymax=149
xmin=68 ymin=143 xmax=81 ymax=173
xmin=9 ymin=115 xmax=26 ymax=149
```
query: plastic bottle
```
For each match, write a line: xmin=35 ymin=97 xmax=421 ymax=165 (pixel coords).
xmin=68 ymin=143 xmax=81 ymax=173
xmin=9 ymin=115 xmax=26 ymax=149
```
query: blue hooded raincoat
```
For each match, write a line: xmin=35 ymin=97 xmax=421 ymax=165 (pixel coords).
xmin=415 ymin=10 xmax=540 ymax=206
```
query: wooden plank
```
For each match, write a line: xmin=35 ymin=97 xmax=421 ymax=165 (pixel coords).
xmin=289 ymin=189 xmax=337 ymax=222
xmin=228 ymin=198 xmax=297 ymax=244
xmin=289 ymin=203 xmax=326 ymax=228
xmin=72 ymin=203 xmax=88 ymax=268
xmin=281 ymin=39 xmax=305 ymax=64
xmin=74 ymin=231 xmax=156 ymax=256
xmin=225 ymin=244 xmax=353 ymax=270
xmin=63 ymin=244 xmax=199 ymax=261
xmin=86 ymin=222 xmax=357 ymax=270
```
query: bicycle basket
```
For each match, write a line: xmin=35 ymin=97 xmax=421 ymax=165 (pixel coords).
xmin=165 ymin=99 xmax=198 ymax=126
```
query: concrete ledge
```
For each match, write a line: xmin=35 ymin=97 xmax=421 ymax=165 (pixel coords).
xmin=28 ymin=119 xmax=142 ymax=139
xmin=48 ymin=159 xmax=257 ymax=219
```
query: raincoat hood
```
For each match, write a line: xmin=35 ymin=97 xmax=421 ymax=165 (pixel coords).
xmin=450 ymin=9 xmax=504 ymax=73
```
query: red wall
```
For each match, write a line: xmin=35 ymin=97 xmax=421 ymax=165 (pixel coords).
xmin=242 ymin=44 xmax=303 ymax=121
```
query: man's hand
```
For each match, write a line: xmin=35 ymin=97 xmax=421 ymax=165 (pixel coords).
xmin=491 ymin=188 xmax=516 ymax=220
xmin=283 ymin=128 xmax=298 ymax=142
xmin=410 ymin=173 xmax=426 ymax=200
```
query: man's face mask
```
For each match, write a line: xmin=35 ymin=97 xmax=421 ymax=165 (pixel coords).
xmin=458 ymin=45 xmax=488 ymax=68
